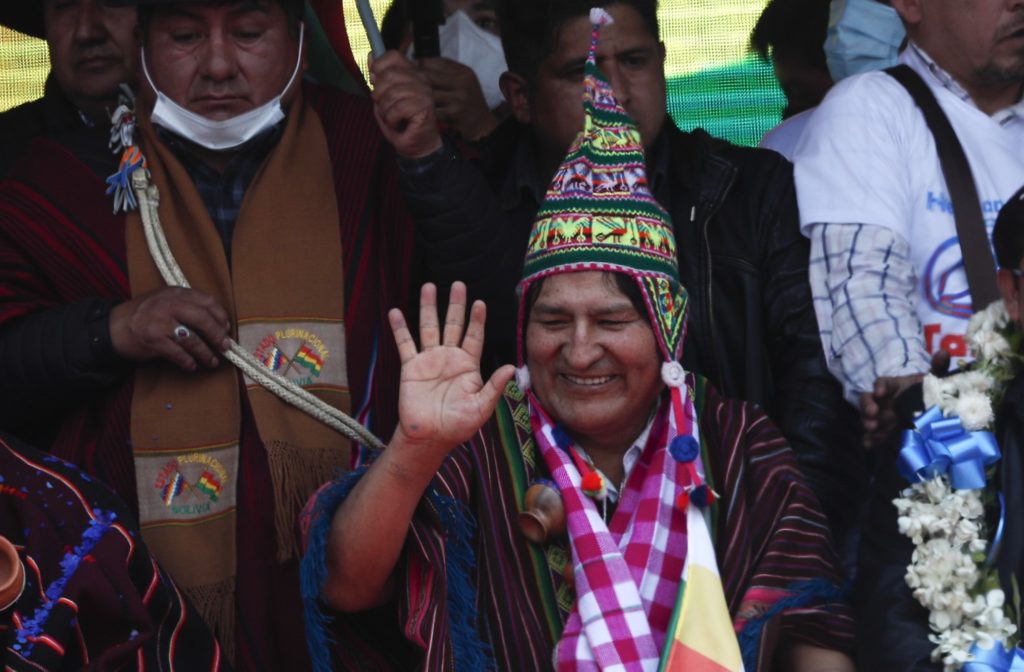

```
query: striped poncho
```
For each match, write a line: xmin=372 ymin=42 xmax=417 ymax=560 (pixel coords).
xmin=302 ymin=377 xmax=855 ymax=671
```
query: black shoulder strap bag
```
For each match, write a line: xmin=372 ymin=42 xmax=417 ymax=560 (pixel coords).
xmin=885 ymin=64 xmax=1000 ymax=310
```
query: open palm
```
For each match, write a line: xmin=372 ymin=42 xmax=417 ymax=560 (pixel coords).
xmin=390 ymin=283 xmax=515 ymax=454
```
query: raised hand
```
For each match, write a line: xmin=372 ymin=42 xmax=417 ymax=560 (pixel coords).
xmin=390 ymin=282 xmax=515 ymax=456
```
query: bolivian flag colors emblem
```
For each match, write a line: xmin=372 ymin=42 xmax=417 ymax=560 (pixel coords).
xmin=293 ymin=343 xmax=325 ymax=376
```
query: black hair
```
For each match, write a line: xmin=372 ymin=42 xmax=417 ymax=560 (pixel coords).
xmin=497 ymin=0 xmax=659 ymax=84
xmin=138 ymin=0 xmax=304 ymax=44
xmin=749 ymin=0 xmax=829 ymax=71
xmin=993 ymin=186 xmax=1024 ymax=270
xmin=524 ymin=272 xmax=650 ymax=324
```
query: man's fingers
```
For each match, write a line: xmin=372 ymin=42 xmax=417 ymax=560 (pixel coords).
xmin=419 ymin=283 xmax=441 ymax=349
xmin=479 ymin=364 xmax=516 ymax=415
xmin=155 ymin=334 xmax=200 ymax=372
xmin=170 ymin=329 xmax=220 ymax=369
xmin=389 ymin=308 xmax=418 ymax=364
xmin=461 ymin=300 xmax=487 ymax=360
xmin=170 ymin=311 xmax=229 ymax=360
xmin=368 ymin=49 xmax=413 ymax=82
xmin=442 ymin=282 xmax=468 ymax=347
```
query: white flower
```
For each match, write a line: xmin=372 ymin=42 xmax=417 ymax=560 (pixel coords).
xmin=931 ymin=610 xmax=954 ymax=631
xmin=970 ymin=329 xmax=1012 ymax=362
xmin=957 ymin=370 xmax=994 ymax=396
xmin=967 ymin=301 xmax=1010 ymax=342
xmin=955 ymin=391 xmax=994 ymax=431
xmin=924 ymin=374 xmax=952 ymax=409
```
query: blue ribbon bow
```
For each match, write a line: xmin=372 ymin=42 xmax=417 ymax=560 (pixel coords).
xmin=964 ymin=642 xmax=1024 ymax=672
xmin=897 ymin=406 xmax=1000 ymax=490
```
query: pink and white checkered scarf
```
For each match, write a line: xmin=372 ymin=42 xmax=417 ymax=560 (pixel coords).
xmin=529 ymin=382 xmax=701 ymax=671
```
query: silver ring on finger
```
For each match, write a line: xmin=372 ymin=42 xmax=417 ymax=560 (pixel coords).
xmin=172 ymin=324 xmax=192 ymax=342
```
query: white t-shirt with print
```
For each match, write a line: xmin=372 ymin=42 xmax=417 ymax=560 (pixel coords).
xmin=794 ymin=47 xmax=1024 ymax=360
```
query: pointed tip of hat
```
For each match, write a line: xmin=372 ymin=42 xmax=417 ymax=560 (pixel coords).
xmin=590 ymin=7 xmax=614 ymax=25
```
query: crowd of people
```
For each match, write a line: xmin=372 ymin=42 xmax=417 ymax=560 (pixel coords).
xmin=0 ymin=0 xmax=1021 ymax=670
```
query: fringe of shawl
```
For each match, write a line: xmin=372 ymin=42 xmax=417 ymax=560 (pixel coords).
xmin=266 ymin=440 xmax=349 ymax=562
xmin=299 ymin=462 xmax=493 ymax=672
xmin=184 ymin=575 xmax=237 ymax=666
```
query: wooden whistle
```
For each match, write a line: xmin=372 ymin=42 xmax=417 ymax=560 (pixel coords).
xmin=0 ymin=536 xmax=25 ymax=611
xmin=518 ymin=480 xmax=566 ymax=544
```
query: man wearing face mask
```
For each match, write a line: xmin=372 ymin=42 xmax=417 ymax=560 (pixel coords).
xmin=824 ymin=0 xmax=906 ymax=81
xmin=755 ymin=0 xmax=904 ymax=160
xmin=0 ymin=1 xmax=137 ymax=177
xmin=0 ymin=0 xmax=413 ymax=666
xmin=793 ymin=0 xmax=1024 ymax=447
xmin=379 ymin=0 xmax=508 ymax=141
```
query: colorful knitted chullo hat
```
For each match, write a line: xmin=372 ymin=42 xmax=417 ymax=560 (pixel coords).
xmin=515 ymin=7 xmax=688 ymax=390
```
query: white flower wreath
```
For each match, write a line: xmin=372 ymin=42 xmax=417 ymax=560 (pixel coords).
xmin=895 ymin=301 xmax=1024 ymax=670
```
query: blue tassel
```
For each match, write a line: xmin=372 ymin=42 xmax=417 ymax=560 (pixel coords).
xmin=737 ymin=578 xmax=846 ymax=672
xmin=690 ymin=484 xmax=710 ymax=508
xmin=669 ymin=435 xmax=699 ymax=463
xmin=552 ymin=425 xmax=573 ymax=450
xmin=300 ymin=465 xmax=370 ymax=672
xmin=425 ymin=490 xmax=494 ymax=672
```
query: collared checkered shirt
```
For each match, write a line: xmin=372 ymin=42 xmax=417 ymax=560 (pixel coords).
xmin=806 ymin=43 xmax=1024 ymax=402
xmin=157 ymin=123 xmax=283 ymax=261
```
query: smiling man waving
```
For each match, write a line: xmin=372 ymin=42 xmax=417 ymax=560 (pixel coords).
xmin=302 ymin=12 xmax=855 ymax=670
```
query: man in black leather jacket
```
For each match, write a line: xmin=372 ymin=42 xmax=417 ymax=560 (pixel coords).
xmin=369 ymin=0 xmax=862 ymax=544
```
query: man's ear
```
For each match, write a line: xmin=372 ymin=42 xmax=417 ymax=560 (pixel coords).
xmin=889 ymin=0 xmax=922 ymax=26
xmin=997 ymin=268 xmax=1021 ymax=323
xmin=500 ymin=71 xmax=532 ymax=124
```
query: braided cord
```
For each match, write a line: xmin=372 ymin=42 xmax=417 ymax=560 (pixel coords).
xmin=132 ymin=171 xmax=385 ymax=450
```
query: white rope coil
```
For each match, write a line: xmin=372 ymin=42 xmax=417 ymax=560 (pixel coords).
xmin=132 ymin=171 xmax=385 ymax=451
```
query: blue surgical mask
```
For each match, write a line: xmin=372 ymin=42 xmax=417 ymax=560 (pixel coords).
xmin=142 ymin=23 xmax=304 ymax=151
xmin=824 ymin=0 xmax=905 ymax=81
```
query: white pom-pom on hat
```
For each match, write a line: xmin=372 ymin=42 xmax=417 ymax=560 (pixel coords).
xmin=590 ymin=7 xmax=614 ymax=25
xmin=515 ymin=366 xmax=531 ymax=392
xmin=661 ymin=361 xmax=686 ymax=388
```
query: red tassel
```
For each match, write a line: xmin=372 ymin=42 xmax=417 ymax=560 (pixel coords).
xmin=581 ymin=471 xmax=605 ymax=499
xmin=675 ymin=491 xmax=690 ymax=511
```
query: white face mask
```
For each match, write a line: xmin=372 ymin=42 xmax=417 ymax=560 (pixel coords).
xmin=142 ymin=23 xmax=305 ymax=151
xmin=824 ymin=0 xmax=905 ymax=81
xmin=411 ymin=10 xmax=508 ymax=110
